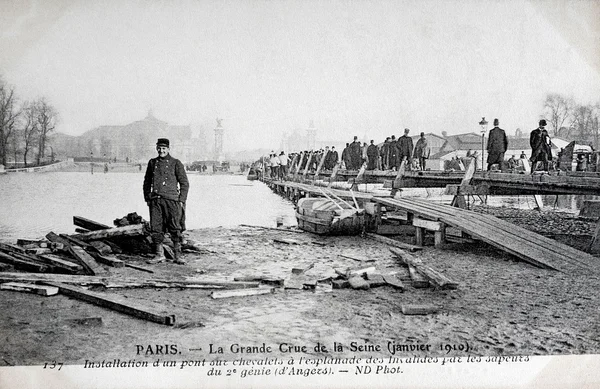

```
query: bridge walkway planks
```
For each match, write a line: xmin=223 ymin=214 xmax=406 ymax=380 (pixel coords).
xmin=372 ymin=197 xmax=599 ymax=274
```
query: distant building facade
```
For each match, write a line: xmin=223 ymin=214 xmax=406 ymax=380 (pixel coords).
xmin=51 ymin=112 xmax=206 ymax=163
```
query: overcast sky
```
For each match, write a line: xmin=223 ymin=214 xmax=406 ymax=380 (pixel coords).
xmin=1 ymin=0 xmax=599 ymax=151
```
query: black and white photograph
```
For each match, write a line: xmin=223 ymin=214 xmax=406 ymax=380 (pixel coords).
xmin=0 ymin=0 xmax=599 ymax=388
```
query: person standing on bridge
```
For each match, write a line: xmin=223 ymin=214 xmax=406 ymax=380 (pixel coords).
xmin=367 ymin=140 xmax=379 ymax=170
xmin=529 ymin=119 xmax=552 ymax=172
xmin=396 ymin=128 xmax=414 ymax=170
xmin=143 ymin=138 xmax=189 ymax=265
xmin=413 ymin=132 xmax=430 ymax=171
xmin=486 ymin=118 xmax=508 ymax=171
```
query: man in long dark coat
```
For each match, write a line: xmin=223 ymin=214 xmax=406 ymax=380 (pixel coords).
xmin=530 ymin=119 xmax=552 ymax=172
xmin=389 ymin=135 xmax=398 ymax=170
xmin=366 ymin=140 xmax=379 ymax=170
xmin=341 ymin=143 xmax=351 ymax=169
xmin=349 ymin=136 xmax=362 ymax=170
xmin=486 ymin=118 xmax=508 ymax=171
xmin=329 ymin=146 xmax=339 ymax=169
xmin=396 ymin=128 xmax=414 ymax=169
xmin=381 ymin=137 xmax=391 ymax=170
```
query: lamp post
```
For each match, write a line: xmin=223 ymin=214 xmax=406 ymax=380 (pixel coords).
xmin=479 ymin=117 xmax=488 ymax=171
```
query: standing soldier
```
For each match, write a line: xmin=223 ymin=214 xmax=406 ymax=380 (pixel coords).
xmin=329 ymin=146 xmax=339 ymax=169
xmin=341 ymin=143 xmax=351 ymax=169
xmin=278 ymin=151 xmax=288 ymax=179
xmin=143 ymin=138 xmax=189 ymax=265
xmin=486 ymin=118 xmax=508 ymax=171
xmin=396 ymin=128 xmax=414 ymax=169
xmin=413 ymin=132 xmax=430 ymax=171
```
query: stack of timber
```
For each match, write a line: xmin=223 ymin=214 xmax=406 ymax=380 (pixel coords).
xmin=373 ymin=197 xmax=600 ymax=274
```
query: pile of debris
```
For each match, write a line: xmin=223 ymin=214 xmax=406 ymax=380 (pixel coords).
xmin=0 ymin=214 xmax=255 ymax=327
xmin=0 ymin=213 xmax=205 ymax=276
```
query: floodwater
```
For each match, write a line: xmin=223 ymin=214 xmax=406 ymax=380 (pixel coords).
xmin=0 ymin=171 xmax=593 ymax=241
xmin=0 ymin=172 xmax=297 ymax=241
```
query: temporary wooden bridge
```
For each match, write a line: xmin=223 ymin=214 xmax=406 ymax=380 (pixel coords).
xmin=261 ymin=177 xmax=600 ymax=275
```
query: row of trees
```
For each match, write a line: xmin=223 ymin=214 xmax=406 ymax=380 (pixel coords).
xmin=0 ymin=76 xmax=58 ymax=167
xmin=543 ymin=93 xmax=600 ymax=147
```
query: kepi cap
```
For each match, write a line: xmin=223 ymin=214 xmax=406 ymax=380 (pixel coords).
xmin=156 ymin=138 xmax=170 ymax=147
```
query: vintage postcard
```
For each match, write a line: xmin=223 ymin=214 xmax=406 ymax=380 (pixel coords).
xmin=0 ymin=0 xmax=599 ymax=388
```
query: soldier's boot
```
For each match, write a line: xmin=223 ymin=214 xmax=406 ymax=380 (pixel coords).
xmin=173 ymin=241 xmax=186 ymax=265
xmin=146 ymin=243 xmax=166 ymax=264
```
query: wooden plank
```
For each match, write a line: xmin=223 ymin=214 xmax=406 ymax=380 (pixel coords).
xmin=365 ymin=233 xmax=423 ymax=252
xmin=45 ymin=232 xmax=72 ymax=247
xmin=92 ymin=253 xmax=125 ymax=268
xmin=211 ymin=287 xmax=275 ymax=299
xmin=60 ymin=234 xmax=94 ymax=249
xmin=390 ymin=248 xmax=458 ymax=290
xmin=0 ymin=272 xmax=107 ymax=286
xmin=1 ymin=282 xmax=58 ymax=296
xmin=0 ymin=251 xmax=50 ymax=273
xmin=71 ymin=225 xmax=145 ymax=242
xmin=408 ymin=265 xmax=430 ymax=288
xmin=0 ymin=242 xmax=27 ymax=254
xmin=401 ymin=304 xmax=441 ymax=315
xmin=339 ymin=254 xmax=375 ymax=263
xmin=124 ymin=263 xmax=154 ymax=273
xmin=347 ymin=266 xmax=376 ymax=277
xmin=382 ymin=274 xmax=405 ymax=291
xmin=39 ymin=254 xmax=84 ymax=273
xmin=68 ymin=246 xmax=107 ymax=276
xmin=73 ymin=216 xmax=110 ymax=231
xmin=46 ymin=282 xmax=175 ymax=326
xmin=412 ymin=218 xmax=444 ymax=231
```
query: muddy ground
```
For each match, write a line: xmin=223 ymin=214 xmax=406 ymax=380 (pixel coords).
xmin=1 ymin=208 xmax=599 ymax=367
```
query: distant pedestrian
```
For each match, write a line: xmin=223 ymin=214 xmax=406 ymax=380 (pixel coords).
xmin=341 ymin=143 xmax=351 ymax=169
xmin=278 ymin=151 xmax=288 ymax=179
xmin=486 ymin=118 xmax=508 ymax=171
xmin=389 ymin=135 xmax=398 ymax=170
xmin=349 ymin=136 xmax=362 ymax=169
xmin=412 ymin=132 xmax=430 ymax=171
xmin=143 ymin=138 xmax=189 ymax=265
xmin=367 ymin=140 xmax=378 ymax=170
xmin=396 ymin=128 xmax=414 ymax=169
xmin=328 ymin=146 xmax=339 ymax=169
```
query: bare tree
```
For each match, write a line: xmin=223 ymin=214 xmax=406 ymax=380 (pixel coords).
xmin=0 ymin=78 xmax=20 ymax=166
xmin=34 ymin=98 xmax=58 ymax=165
xmin=571 ymin=103 xmax=597 ymax=144
xmin=7 ymin=129 xmax=21 ymax=167
xmin=544 ymin=93 xmax=574 ymax=137
xmin=21 ymin=101 xmax=39 ymax=166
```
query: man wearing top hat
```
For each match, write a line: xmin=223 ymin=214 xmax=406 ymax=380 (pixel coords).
xmin=486 ymin=118 xmax=508 ymax=171
xmin=143 ymin=138 xmax=189 ymax=264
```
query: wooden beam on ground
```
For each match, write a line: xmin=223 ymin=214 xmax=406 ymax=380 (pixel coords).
xmin=0 ymin=272 xmax=107 ymax=286
xmin=71 ymin=224 xmax=145 ymax=242
xmin=0 ymin=242 xmax=27 ymax=255
xmin=46 ymin=282 xmax=175 ymax=326
xmin=45 ymin=232 xmax=72 ymax=247
xmin=401 ymin=304 xmax=441 ymax=315
xmin=73 ymin=216 xmax=110 ymax=231
xmin=365 ymin=233 xmax=422 ymax=252
xmin=382 ymin=274 xmax=405 ymax=291
xmin=408 ymin=265 xmax=430 ymax=288
xmin=60 ymin=234 xmax=94 ymax=249
xmin=0 ymin=251 xmax=50 ymax=273
xmin=211 ymin=287 xmax=275 ymax=299
xmin=91 ymin=253 xmax=125 ymax=268
xmin=39 ymin=254 xmax=83 ymax=273
xmin=1 ymin=282 xmax=58 ymax=296
xmin=68 ymin=246 xmax=107 ymax=275
xmin=124 ymin=263 xmax=154 ymax=273
xmin=390 ymin=248 xmax=458 ymax=290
